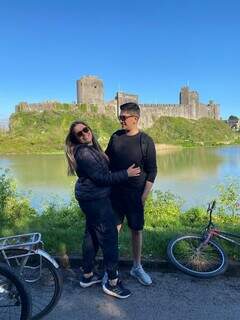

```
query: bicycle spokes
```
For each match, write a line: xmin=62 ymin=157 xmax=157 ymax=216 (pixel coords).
xmin=172 ymin=237 xmax=224 ymax=272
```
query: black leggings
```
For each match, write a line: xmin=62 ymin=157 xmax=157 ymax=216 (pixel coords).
xmin=78 ymin=197 xmax=119 ymax=280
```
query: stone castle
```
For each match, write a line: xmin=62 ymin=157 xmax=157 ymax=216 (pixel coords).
xmin=16 ymin=75 xmax=220 ymax=128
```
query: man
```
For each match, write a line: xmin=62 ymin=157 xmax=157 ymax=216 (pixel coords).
xmin=105 ymin=102 xmax=157 ymax=285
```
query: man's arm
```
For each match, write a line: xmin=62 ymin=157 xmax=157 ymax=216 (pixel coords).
xmin=142 ymin=136 xmax=157 ymax=205
xmin=105 ymin=135 xmax=113 ymax=158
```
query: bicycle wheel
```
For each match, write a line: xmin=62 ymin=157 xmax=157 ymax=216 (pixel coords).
xmin=167 ymin=235 xmax=228 ymax=278
xmin=0 ymin=263 xmax=32 ymax=320
xmin=1 ymin=249 xmax=63 ymax=320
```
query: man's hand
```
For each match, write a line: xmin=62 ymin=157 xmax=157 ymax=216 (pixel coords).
xmin=141 ymin=181 xmax=153 ymax=206
xmin=141 ymin=193 xmax=148 ymax=206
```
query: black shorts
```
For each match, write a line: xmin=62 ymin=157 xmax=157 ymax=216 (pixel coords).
xmin=110 ymin=189 xmax=144 ymax=231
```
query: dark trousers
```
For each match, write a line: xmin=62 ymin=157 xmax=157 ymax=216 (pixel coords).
xmin=78 ymin=197 xmax=119 ymax=280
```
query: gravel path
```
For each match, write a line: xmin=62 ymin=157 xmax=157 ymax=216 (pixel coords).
xmin=44 ymin=269 xmax=240 ymax=320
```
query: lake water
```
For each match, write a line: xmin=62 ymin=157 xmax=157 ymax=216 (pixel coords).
xmin=0 ymin=145 xmax=240 ymax=211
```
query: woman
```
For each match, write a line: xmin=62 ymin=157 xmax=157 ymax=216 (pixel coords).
xmin=65 ymin=120 xmax=140 ymax=299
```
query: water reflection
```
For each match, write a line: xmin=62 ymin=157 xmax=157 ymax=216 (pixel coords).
xmin=0 ymin=145 xmax=239 ymax=210
xmin=156 ymin=147 xmax=223 ymax=180
xmin=3 ymin=155 xmax=74 ymax=187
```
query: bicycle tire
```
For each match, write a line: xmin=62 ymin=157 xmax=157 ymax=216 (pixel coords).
xmin=167 ymin=235 xmax=228 ymax=278
xmin=0 ymin=263 xmax=32 ymax=320
xmin=0 ymin=249 xmax=63 ymax=320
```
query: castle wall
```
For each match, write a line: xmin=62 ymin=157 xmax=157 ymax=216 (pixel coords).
xmin=16 ymin=101 xmax=58 ymax=112
xmin=14 ymin=77 xmax=220 ymax=128
xmin=139 ymin=102 xmax=220 ymax=128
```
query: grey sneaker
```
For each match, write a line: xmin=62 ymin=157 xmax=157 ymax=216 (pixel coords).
xmin=130 ymin=265 xmax=152 ymax=285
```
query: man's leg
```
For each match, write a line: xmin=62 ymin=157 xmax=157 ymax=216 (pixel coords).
xmin=127 ymin=190 xmax=152 ymax=286
xmin=131 ymin=229 xmax=142 ymax=267
xmin=130 ymin=228 xmax=152 ymax=285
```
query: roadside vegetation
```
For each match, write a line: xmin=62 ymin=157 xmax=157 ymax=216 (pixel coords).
xmin=1 ymin=171 xmax=240 ymax=261
xmin=0 ymin=106 xmax=238 ymax=154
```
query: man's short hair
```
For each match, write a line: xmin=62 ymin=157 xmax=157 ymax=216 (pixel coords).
xmin=120 ymin=102 xmax=140 ymax=117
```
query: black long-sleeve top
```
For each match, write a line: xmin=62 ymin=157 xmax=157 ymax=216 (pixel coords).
xmin=74 ymin=144 xmax=128 ymax=201
xmin=105 ymin=130 xmax=157 ymax=191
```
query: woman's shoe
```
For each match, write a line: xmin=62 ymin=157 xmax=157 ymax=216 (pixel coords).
xmin=102 ymin=279 xmax=131 ymax=299
xmin=80 ymin=273 xmax=102 ymax=288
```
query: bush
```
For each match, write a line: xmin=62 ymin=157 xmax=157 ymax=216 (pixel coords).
xmin=0 ymin=170 xmax=36 ymax=236
xmin=216 ymin=178 xmax=240 ymax=216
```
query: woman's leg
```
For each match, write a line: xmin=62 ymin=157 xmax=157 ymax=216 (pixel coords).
xmin=82 ymin=224 xmax=99 ymax=275
xmin=79 ymin=198 xmax=118 ymax=279
xmin=80 ymin=198 xmax=131 ymax=297
xmin=94 ymin=198 xmax=119 ymax=280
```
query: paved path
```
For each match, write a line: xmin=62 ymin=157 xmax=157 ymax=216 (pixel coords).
xmin=45 ymin=270 xmax=240 ymax=320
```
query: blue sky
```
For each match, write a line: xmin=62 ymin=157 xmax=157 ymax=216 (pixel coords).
xmin=0 ymin=0 xmax=239 ymax=119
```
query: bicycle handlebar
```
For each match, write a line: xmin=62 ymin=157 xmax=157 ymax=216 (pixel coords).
xmin=208 ymin=200 xmax=216 ymax=212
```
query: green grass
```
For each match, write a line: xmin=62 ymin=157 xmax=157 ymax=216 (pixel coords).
xmin=0 ymin=107 xmax=119 ymax=154
xmin=146 ymin=116 xmax=237 ymax=146
xmin=1 ymin=172 xmax=240 ymax=260
xmin=0 ymin=107 xmax=238 ymax=154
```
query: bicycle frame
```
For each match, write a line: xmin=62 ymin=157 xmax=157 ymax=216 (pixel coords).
xmin=0 ymin=233 xmax=60 ymax=283
xmin=202 ymin=200 xmax=240 ymax=247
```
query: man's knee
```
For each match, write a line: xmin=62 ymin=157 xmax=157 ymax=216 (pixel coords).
xmin=117 ymin=224 xmax=122 ymax=232
xmin=131 ymin=229 xmax=142 ymax=237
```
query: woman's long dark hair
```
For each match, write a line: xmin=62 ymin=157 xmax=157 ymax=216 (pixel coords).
xmin=65 ymin=120 xmax=103 ymax=176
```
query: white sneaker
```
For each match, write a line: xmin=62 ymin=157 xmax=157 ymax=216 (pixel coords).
xmin=130 ymin=265 xmax=152 ymax=286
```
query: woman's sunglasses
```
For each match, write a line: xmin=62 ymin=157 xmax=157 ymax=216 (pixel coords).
xmin=75 ymin=127 xmax=90 ymax=138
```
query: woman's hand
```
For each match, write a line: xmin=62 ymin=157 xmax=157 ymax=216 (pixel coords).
xmin=127 ymin=164 xmax=141 ymax=177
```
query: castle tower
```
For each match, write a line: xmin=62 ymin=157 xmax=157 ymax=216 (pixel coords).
xmin=76 ymin=75 xmax=104 ymax=105
xmin=189 ymin=91 xmax=199 ymax=119
xmin=179 ymin=86 xmax=190 ymax=105
xmin=208 ymin=100 xmax=220 ymax=120
xmin=115 ymin=92 xmax=138 ymax=116
xmin=189 ymin=91 xmax=199 ymax=106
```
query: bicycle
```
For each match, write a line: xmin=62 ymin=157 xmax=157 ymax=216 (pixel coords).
xmin=0 ymin=262 xmax=32 ymax=320
xmin=0 ymin=233 xmax=63 ymax=319
xmin=167 ymin=200 xmax=237 ymax=278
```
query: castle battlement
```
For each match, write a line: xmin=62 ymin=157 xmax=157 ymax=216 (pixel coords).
xmin=14 ymin=76 xmax=220 ymax=128
xmin=140 ymin=103 xmax=180 ymax=108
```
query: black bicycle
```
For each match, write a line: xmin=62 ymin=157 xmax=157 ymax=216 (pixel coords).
xmin=0 ymin=263 xmax=32 ymax=320
xmin=167 ymin=200 xmax=238 ymax=278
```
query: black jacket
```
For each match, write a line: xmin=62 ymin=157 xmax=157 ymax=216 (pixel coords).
xmin=74 ymin=144 xmax=128 ymax=201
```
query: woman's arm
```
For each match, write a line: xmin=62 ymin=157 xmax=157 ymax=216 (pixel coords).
xmin=75 ymin=147 xmax=128 ymax=186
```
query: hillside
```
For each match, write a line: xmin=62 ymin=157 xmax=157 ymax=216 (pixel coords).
xmin=146 ymin=116 xmax=237 ymax=146
xmin=0 ymin=108 xmax=238 ymax=154
xmin=0 ymin=108 xmax=119 ymax=154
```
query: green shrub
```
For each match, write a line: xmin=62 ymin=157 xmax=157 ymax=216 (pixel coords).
xmin=0 ymin=170 xmax=36 ymax=236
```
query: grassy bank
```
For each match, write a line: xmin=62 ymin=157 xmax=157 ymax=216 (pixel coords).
xmin=1 ymin=171 xmax=240 ymax=261
xmin=147 ymin=117 xmax=237 ymax=147
xmin=0 ymin=108 xmax=119 ymax=154
xmin=0 ymin=108 xmax=238 ymax=154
